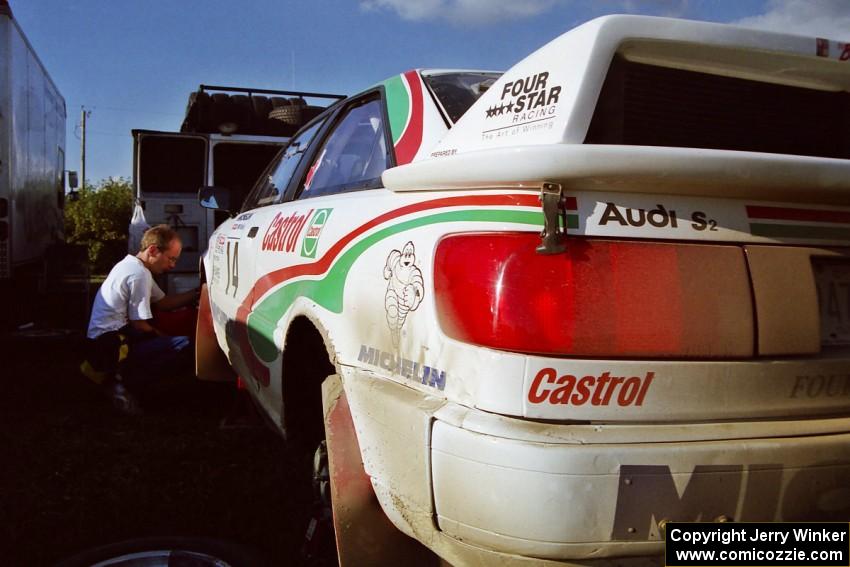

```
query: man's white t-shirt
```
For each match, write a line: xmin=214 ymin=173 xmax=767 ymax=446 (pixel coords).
xmin=87 ymin=255 xmax=165 ymax=339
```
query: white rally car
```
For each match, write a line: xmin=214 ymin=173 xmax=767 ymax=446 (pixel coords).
xmin=196 ymin=15 xmax=850 ymax=566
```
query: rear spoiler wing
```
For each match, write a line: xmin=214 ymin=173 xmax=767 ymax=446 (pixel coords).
xmin=384 ymin=144 xmax=850 ymax=207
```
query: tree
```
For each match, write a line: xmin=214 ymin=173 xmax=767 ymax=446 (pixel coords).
xmin=65 ymin=178 xmax=134 ymax=274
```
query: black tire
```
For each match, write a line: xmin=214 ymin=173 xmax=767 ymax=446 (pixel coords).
xmin=269 ymin=96 xmax=291 ymax=109
xmin=231 ymin=94 xmax=254 ymax=133
xmin=301 ymin=441 xmax=336 ymax=566
xmin=210 ymin=93 xmax=230 ymax=105
xmin=54 ymin=537 xmax=274 ymax=567
xmin=251 ymin=95 xmax=272 ymax=133
xmin=210 ymin=93 xmax=238 ymax=134
xmin=312 ymin=440 xmax=331 ymax=508
xmin=268 ymin=104 xmax=303 ymax=126
xmin=251 ymin=94 xmax=272 ymax=117
xmin=181 ymin=91 xmax=211 ymax=133
xmin=267 ymin=98 xmax=294 ymax=134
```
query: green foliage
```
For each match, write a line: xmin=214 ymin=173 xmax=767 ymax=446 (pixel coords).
xmin=65 ymin=178 xmax=134 ymax=274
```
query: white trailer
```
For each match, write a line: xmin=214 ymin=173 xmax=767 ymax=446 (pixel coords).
xmin=0 ymin=1 xmax=68 ymax=328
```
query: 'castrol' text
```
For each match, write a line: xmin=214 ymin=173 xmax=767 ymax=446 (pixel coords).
xmin=528 ymin=369 xmax=655 ymax=406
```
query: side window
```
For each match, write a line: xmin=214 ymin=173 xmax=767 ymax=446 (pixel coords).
xmin=299 ymin=97 xmax=388 ymax=199
xmin=241 ymin=119 xmax=325 ymax=211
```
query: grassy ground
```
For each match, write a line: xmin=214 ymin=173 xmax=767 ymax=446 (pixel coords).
xmin=0 ymin=332 xmax=314 ymax=566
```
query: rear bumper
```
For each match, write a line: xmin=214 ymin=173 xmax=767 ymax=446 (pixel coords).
xmin=341 ymin=368 xmax=850 ymax=565
xmin=431 ymin=411 xmax=850 ymax=560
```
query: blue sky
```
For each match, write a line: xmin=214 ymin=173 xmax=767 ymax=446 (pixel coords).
xmin=10 ymin=0 xmax=850 ymax=185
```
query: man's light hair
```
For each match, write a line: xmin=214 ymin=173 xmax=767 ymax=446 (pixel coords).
xmin=140 ymin=224 xmax=179 ymax=252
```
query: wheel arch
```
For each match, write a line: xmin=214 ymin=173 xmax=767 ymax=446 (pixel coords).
xmin=278 ymin=310 xmax=338 ymax=444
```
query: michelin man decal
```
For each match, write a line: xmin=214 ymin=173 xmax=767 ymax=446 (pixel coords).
xmin=383 ymin=241 xmax=424 ymax=346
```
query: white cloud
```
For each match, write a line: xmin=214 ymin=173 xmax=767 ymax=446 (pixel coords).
xmin=620 ymin=0 xmax=690 ymax=18
xmin=360 ymin=0 xmax=558 ymax=25
xmin=733 ymin=0 xmax=850 ymax=41
xmin=361 ymin=0 xmax=850 ymax=36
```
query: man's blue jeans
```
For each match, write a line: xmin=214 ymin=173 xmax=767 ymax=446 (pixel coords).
xmin=121 ymin=326 xmax=192 ymax=389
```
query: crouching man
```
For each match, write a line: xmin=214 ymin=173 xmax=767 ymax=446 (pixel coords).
xmin=85 ymin=224 xmax=198 ymax=414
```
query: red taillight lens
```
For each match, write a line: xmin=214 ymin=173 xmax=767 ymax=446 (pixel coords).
xmin=434 ymin=233 xmax=754 ymax=357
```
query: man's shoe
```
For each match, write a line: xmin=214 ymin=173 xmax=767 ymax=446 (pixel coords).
xmin=107 ymin=382 xmax=142 ymax=416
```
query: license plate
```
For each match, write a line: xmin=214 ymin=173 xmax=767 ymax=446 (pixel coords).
xmin=814 ymin=260 xmax=850 ymax=345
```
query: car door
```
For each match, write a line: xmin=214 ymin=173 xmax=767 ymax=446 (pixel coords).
xmin=214 ymin=118 xmax=329 ymax=386
xmin=243 ymin=93 xmax=392 ymax=404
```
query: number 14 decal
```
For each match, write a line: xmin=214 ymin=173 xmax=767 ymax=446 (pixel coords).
xmin=225 ymin=241 xmax=239 ymax=297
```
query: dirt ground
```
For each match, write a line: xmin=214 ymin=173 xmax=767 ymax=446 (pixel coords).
xmin=0 ymin=330 xmax=315 ymax=566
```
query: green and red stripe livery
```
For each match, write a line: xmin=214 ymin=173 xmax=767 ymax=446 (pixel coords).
xmin=747 ymin=205 xmax=850 ymax=240
xmin=384 ymin=71 xmax=425 ymax=165
xmin=232 ymin=193 xmax=578 ymax=385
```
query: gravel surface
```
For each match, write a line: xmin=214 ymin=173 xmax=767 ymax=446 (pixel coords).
xmin=0 ymin=332 xmax=314 ymax=566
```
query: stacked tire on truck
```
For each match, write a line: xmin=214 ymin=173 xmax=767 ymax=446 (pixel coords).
xmin=180 ymin=90 xmax=326 ymax=137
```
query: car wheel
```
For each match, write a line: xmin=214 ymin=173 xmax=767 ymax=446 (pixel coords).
xmin=312 ymin=440 xmax=331 ymax=508
xmin=301 ymin=440 xmax=337 ymax=566
xmin=54 ymin=537 xmax=273 ymax=567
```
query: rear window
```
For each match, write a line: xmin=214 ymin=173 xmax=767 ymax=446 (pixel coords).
xmin=425 ymin=72 xmax=501 ymax=123
xmin=585 ymin=55 xmax=850 ymax=159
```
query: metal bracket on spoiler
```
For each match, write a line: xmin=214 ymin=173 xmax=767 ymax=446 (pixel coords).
xmin=537 ymin=182 xmax=568 ymax=255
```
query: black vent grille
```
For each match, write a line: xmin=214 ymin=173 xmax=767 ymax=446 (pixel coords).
xmin=585 ymin=56 xmax=850 ymax=159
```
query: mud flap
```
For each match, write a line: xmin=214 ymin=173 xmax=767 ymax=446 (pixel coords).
xmin=195 ymin=283 xmax=236 ymax=382
xmin=321 ymin=374 xmax=438 ymax=567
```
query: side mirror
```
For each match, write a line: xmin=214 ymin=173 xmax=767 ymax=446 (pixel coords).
xmin=68 ymin=190 xmax=80 ymax=202
xmin=198 ymin=186 xmax=232 ymax=213
xmin=67 ymin=171 xmax=79 ymax=189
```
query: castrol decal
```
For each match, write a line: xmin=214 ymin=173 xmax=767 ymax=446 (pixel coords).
xmin=261 ymin=209 xmax=312 ymax=253
xmin=527 ymin=368 xmax=654 ymax=406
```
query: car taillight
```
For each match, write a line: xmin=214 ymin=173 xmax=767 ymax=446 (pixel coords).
xmin=434 ymin=233 xmax=754 ymax=358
